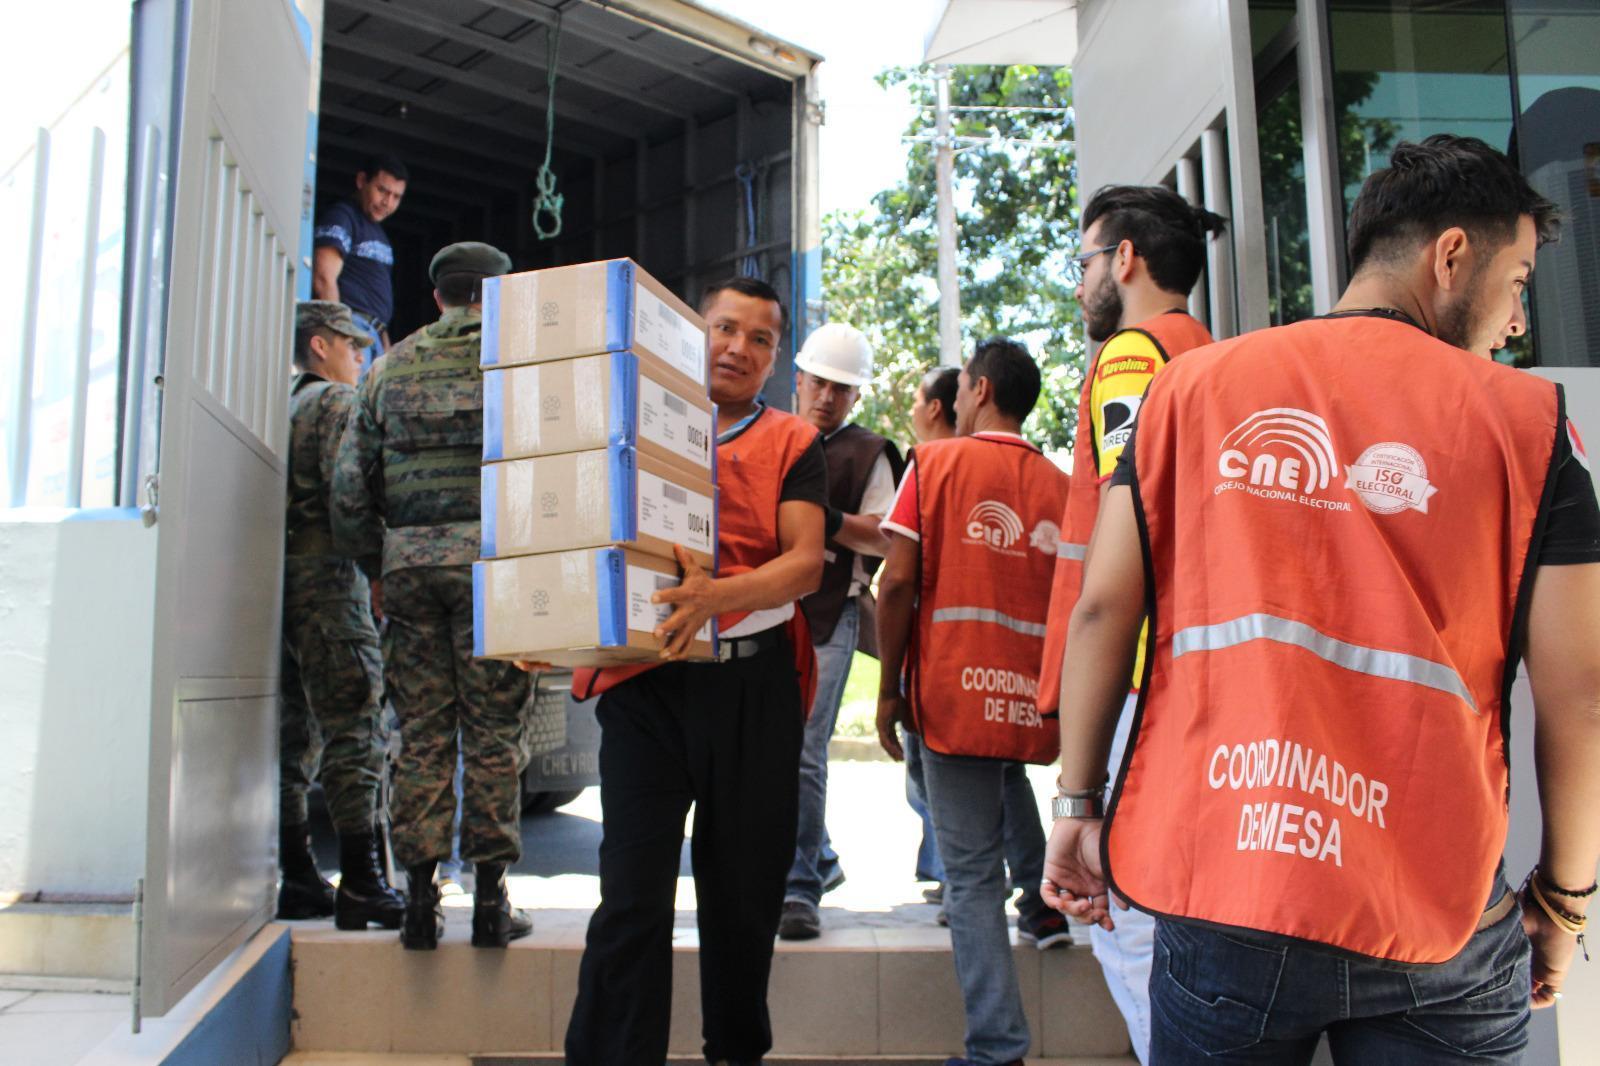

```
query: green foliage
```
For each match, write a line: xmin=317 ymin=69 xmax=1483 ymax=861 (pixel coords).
xmin=824 ymin=65 xmax=1085 ymax=451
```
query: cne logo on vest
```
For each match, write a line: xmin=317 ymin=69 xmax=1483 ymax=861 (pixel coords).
xmin=964 ymin=500 xmax=1026 ymax=555
xmin=1215 ymin=408 xmax=1353 ymax=512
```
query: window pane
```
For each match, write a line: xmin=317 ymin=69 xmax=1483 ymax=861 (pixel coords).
xmin=1329 ymin=1 xmax=1516 ymax=217
xmin=1509 ymin=0 xmax=1600 ymax=367
xmin=1258 ymin=78 xmax=1315 ymax=325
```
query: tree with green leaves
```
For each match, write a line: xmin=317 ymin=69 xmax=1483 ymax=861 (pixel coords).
xmin=824 ymin=65 xmax=1083 ymax=452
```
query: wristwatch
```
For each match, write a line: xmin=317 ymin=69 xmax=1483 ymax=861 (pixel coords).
xmin=1051 ymin=791 xmax=1105 ymax=820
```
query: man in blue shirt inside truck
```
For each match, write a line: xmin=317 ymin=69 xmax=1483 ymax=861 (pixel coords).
xmin=313 ymin=152 xmax=408 ymax=371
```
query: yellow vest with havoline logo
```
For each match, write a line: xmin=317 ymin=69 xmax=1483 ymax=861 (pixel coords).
xmin=909 ymin=433 xmax=1069 ymax=764
xmin=1107 ymin=312 xmax=1559 ymax=965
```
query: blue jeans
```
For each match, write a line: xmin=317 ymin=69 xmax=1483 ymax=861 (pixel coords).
xmin=1150 ymin=872 xmax=1530 ymax=1064
xmin=923 ymin=746 xmax=1044 ymax=1064
xmin=784 ymin=600 xmax=856 ymax=906
xmin=437 ymin=743 xmax=466 ymax=880
xmin=350 ymin=309 xmax=384 ymax=376
xmin=902 ymin=729 xmax=946 ymax=882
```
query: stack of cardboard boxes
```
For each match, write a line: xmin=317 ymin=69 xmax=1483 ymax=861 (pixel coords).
xmin=472 ymin=259 xmax=720 ymax=666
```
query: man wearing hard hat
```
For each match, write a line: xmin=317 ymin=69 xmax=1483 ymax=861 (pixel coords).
xmin=778 ymin=323 xmax=905 ymax=940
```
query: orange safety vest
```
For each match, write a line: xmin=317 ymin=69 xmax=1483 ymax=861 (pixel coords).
xmin=908 ymin=434 xmax=1069 ymax=764
xmin=1105 ymin=313 xmax=1560 ymax=965
xmin=574 ymin=406 xmax=822 ymax=707
xmin=1037 ymin=311 xmax=1214 ymax=715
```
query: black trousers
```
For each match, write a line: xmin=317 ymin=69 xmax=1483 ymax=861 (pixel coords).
xmin=565 ymin=640 xmax=805 ymax=1066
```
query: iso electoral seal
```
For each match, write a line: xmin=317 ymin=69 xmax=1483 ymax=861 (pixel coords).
xmin=1345 ymin=442 xmax=1438 ymax=515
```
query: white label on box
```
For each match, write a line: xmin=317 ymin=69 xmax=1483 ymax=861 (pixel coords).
xmin=636 ymin=468 xmax=714 ymax=555
xmin=634 ymin=284 xmax=706 ymax=386
xmin=638 ymin=375 xmax=713 ymax=470
xmin=627 ymin=566 xmax=712 ymax=642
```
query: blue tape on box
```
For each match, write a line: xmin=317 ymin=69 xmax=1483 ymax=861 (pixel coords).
xmin=609 ymin=445 xmax=637 ymax=542
xmin=603 ymin=260 xmax=633 ymax=353
xmin=595 ymin=548 xmax=626 ymax=647
xmin=610 ymin=351 xmax=636 ymax=447
xmin=480 ymin=466 xmax=498 ymax=558
xmin=480 ymin=276 xmax=501 ymax=366
xmin=482 ymin=368 xmax=504 ymax=461
xmin=472 ymin=561 xmax=487 ymax=657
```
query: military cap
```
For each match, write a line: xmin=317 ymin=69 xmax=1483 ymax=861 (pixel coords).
xmin=296 ymin=300 xmax=375 ymax=346
xmin=429 ymin=241 xmax=513 ymax=284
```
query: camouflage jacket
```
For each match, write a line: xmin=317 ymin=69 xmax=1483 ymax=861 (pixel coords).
xmin=285 ymin=373 xmax=369 ymax=605
xmin=331 ymin=306 xmax=485 ymax=578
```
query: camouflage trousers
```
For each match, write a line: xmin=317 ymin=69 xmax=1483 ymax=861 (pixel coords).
xmin=383 ymin=565 xmax=533 ymax=866
xmin=280 ymin=596 xmax=386 ymax=834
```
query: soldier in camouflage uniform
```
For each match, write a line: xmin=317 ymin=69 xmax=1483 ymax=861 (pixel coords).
xmin=331 ymin=242 xmax=534 ymax=951
xmin=280 ymin=301 xmax=406 ymax=930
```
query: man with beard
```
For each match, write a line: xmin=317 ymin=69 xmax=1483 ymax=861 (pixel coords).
xmin=1036 ymin=184 xmax=1224 ymax=1062
xmin=1046 ymin=135 xmax=1600 ymax=1063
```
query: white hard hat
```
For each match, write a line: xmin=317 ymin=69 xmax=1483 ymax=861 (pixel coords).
xmin=795 ymin=322 xmax=873 ymax=387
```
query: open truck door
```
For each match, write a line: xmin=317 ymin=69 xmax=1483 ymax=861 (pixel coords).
xmin=129 ymin=0 xmax=311 ymax=1019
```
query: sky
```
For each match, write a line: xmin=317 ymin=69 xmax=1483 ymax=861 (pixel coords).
xmin=701 ymin=0 xmax=948 ymax=215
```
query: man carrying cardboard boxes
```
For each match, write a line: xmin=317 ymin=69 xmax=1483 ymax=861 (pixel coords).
xmin=332 ymin=241 xmax=534 ymax=951
xmin=556 ymin=276 xmax=828 ymax=1066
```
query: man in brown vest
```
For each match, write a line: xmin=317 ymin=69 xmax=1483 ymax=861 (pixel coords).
xmin=778 ymin=323 xmax=905 ymax=940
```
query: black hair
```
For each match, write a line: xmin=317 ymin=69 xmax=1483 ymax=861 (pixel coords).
xmin=1346 ymin=134 xmax=1560 ymax=274
xmin=359 ymin=152 xmax=409 ymax=183
xmin=1081 ymin=184 xmax=1226 ymax=295
xmin=699 ymin=276 xmax=788 ymax=335
xmin=921 ymin=365 xmax=960 ymax=428
xmin=435 ymin=272 xmax=483 ymax=307
xmin=965 ymin=338 xmax=1040 ymax=422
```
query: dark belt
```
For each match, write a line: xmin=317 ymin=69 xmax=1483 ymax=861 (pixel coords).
xmin=349 ymin=308 xmax=387 ymax=336
xmin=715 ymin=625 xmax=784 ymax=662
xmin=1476 ymin=890 xmax=1516 ymax=932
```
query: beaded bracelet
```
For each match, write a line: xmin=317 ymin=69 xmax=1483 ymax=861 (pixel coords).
xmin=1526 ymin=875 xmax=1591 ymax=962
xmin=1535 ymin=865 xmax=1599 ymax=899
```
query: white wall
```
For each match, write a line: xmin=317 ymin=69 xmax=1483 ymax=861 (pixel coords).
xmin=0 ymin=512 xmax=156 ymax=896
xmin=1073 ymin=0 xmax=1230 ymax=194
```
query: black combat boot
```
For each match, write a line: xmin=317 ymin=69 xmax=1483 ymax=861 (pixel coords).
xmin=400 ymin=860 xmax=444 ymax=950
xmin=333 ymin=826 xmax=406 ymax=930
xmin=470 ymin=861 xmax=533 ymax=947
xmin=276 ymin=820 xmax=334 ymax=920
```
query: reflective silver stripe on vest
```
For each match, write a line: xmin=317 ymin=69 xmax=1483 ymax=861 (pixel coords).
xmin=1057 ymin=542 xmax=1088 ymax=561
xmin=1172 ymin=613 xmax=1477 ymax=712
xmin=931 ymin=606 xmax=1048 ymax=638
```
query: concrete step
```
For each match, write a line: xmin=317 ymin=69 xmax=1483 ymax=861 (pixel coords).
xmin=283 ymin=1048 xmax=1135 ymax=1064
xmin=288 ymin=1049 xmax=1139 ymax=1056
xmin=0 ymin=900 xmax=133 ymax=984
xmin=289 ymin=909 xmax=1132 ymax=1061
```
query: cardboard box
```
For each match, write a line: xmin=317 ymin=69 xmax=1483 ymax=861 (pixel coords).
xmin=483 ymin=351 xmax=716 ymax=479
xmin=481 ymin=446 xmax=717 ymax=570
xmin=473 ymin=547 xmax=716 ymax=665
xmin=481 ymin=259 xmax=707 ymax=393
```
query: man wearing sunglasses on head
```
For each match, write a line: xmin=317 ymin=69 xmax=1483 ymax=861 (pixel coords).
xmin=1037 ymin=184 xmax=1225 ymax=1063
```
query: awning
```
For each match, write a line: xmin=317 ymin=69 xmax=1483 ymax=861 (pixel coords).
xmin=922 ymin=0 xmax=1076 ymax=66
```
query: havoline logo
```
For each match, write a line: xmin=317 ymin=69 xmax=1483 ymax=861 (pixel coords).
xmin=1216 ymin=408 xmax=1352 ymax=512
xmin=965 ymin=500 xmax=1025 ymax=552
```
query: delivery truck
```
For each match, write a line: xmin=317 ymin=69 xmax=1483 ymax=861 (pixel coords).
xmin=309 ymin=0 xmax=823 ymax=810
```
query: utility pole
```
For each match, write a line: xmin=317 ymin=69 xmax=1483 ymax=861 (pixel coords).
xmin=934 ymin=65 xmax=960 ymax=367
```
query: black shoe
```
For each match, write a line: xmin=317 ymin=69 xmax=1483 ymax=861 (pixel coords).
xmin=777 ymin=900 xmax=820 ymax=940
xmin=921 ymin=882 xmax=944 ymax=905
xmin=1017 ymin=906 xmax=1072 ymax=949
xmin=334 ymin=827 xmax=406 ymax=930
xmin=276 ymin=820 xmax=334 ymax=919
xmin=471 ymin=861 xmax=532 ymax=948
xmin=401 ymin=861 xmax=444 ymax=950
xmin=821 ymin=866 xmax=846 ymax=894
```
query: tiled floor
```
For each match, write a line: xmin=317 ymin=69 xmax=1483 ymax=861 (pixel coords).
xmin=0 ymin=989 xmax=130 ymax=1065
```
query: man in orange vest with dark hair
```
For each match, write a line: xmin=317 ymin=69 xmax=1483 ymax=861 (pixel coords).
xmin=1035 ymin=183 xmax=1223 ymax=1062
xmin=1046 ymin=134 xmax=1600 ymax=1063
xmin=562 ymin=276 xmax=828 ymax=1066
xmin=876 ymin=338 xmax=1069 ymax=1066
